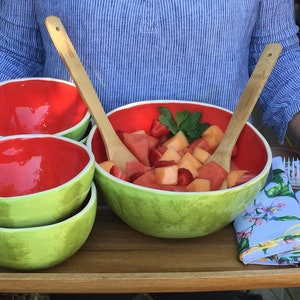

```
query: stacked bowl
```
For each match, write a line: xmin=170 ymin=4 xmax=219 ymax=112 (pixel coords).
xmin=0 ymin=78 xmax=96 ymax=270
xmin=0 ymin=77 xmax=91 ymax=141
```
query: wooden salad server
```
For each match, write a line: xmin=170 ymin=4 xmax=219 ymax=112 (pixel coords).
xmin=206 ymin=43 xmax=282 ymax=172
xmin=44 ymin=16 xmax=138 ymax=171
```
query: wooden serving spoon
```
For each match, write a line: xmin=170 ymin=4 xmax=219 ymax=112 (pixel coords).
xmin=205 ymin=43 xmax=282 ymax=172
xmin=44 ymin=16 xmax=138 ymax=171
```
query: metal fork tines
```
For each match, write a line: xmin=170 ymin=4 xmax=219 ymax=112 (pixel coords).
xmin=283 ymin=157 xmax=300 ymax=188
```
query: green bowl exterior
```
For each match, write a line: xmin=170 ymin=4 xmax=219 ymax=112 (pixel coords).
xmin=94 ymin=165 xmax=270 ymax=238
xmin=88 ymin=100 xmax=273 ymax=239
xmin=0 ymin=151 xmax=95 ymax=228
xmin=0 ymin=182 xmax=97 ymax=270
xmin=59 ymin=112 xmax=91 ymax=141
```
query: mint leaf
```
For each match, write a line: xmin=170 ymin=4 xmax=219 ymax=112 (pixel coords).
xmin=175 ymin=110 xmax=189 ymax=128
xmin=158 ymin=107 xmax=177 ymax=134
xmin=157 ymin=106 xmax=210 ymax=142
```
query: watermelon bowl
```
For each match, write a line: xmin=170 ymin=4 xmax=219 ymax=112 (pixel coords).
xmin=0 ymin=182 xmax=97 ymax=270
xmin=0 ymin=134 xmax=95 ymax=228
xmin=0 ymin=78 xmax=90 ymax=141
xmin=87 ymin=100 xmax=272 ymax=239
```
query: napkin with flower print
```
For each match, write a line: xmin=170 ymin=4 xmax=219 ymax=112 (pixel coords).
xmin=233 ymin=156 xmax=300 ymax=266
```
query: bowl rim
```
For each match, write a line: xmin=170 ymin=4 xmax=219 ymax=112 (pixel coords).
xmin=0 ymin=133 xmax=95 ymax=199
xmin=0 ymin=76 xmax=76 ymax=87
xmin=87 ymin=100 xmax=272 ymax=195
xmin=0 ymin=182 xmax=97 ymax=232
xmin=57 ymin=110 xmax=90 ymax=137
xmin=0 ymin=77 xmax=91 ymax=137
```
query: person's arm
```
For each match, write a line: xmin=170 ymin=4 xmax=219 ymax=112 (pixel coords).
xmin=249 ymin=0 xmax=300 ymax=144
xmin=287 ymin=111 xmax=300 ymax=141
xmin=0 ymin=0 xmax=45 ymax=81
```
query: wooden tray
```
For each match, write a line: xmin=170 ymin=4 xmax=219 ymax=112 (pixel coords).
xmin=0 ymin=206 xmax=299 ymax=294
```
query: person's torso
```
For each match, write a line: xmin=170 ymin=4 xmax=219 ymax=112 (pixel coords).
xmin=34 ymin=0 xmax=260 ymax=112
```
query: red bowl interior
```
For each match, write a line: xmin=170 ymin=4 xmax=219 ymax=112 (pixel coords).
xmin=0 ymin=136 xmax=90 ymax=197
xmin=91 ymin=101 xmax=268 ymax=176
xmin=0 ymin=79 xmax=88 ymax=136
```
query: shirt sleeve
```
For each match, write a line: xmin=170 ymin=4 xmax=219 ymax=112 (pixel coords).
xmin=0 ymin=0 xmax=45 ymax=81
xmin=249 ymin=0 xmax=300 ymax=143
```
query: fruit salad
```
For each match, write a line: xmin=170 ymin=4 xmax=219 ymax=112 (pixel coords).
xmin=100 ymin=107 xmax=256 ymax=192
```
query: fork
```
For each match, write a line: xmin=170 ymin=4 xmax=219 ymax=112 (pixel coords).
xmin=283 ymin=157 xmax=300 ymax=188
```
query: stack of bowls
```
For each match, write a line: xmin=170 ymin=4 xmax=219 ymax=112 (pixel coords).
xmin=0 ymin=78 xmax=96 ymax=270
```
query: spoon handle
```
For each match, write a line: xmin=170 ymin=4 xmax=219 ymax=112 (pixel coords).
xmin=45 ymin=16 xmax=137 ymax=170
xmin=208 ymin=43 xmax=282 ymax=172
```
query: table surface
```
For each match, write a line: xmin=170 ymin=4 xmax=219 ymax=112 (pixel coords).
xmin=0 ymin=206 xmax=299 ymax=295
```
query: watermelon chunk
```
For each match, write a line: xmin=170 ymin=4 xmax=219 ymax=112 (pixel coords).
xmin=133 ymin=169 xmax=156 ymax=187
xmin=126 ymin=160 xmax=151 ymax=177
xmin=123 ymin=133 xmax=150 ymax=166
xmin=197 ymin=161 xmax=227 ymax=191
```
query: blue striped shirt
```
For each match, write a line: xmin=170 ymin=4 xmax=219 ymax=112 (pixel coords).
xmin=1 ymin=0 xmax=300 ymax=142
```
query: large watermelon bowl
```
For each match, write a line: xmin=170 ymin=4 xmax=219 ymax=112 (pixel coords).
xmin=87 ymin=100 xmax=272 ymax=238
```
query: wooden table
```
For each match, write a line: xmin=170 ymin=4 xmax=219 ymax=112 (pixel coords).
xmin=0 ymin=206 xmax=299 ymax=294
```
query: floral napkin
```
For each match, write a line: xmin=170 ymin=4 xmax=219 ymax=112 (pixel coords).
xmin=234 ymin=156 xmax=300 ymax=266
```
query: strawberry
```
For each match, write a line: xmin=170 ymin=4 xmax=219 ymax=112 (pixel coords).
xmin=116 ymin=129 xmax=124 ymax=141
xmin=158 ymin=134 xmax=170 ymax=146
xmin=149 ymin=148 xmax=163 ymax=167
xmin=189 ymin=137 xmax=212 ymax=153
xmin=178 ymin=168 xmax=193 ymax=186
xmin=129 ymin=172 xmax=144 ymax=182
xmin=231 ymin=144 xmax=239 ymax=157
xmin=110 ymin=165 xmax=129 ymax=181
xmin=154 ymin=160 xmax=177 ymax=168
xmin=150 ymin=119 xmax=170 ymax=138
xmin=235 ymin=173 xmax=256 ymax=186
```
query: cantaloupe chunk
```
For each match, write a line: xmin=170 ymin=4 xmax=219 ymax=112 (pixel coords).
xmin=177 ymin=158 xmax=199 ymax=178
xmin=163 ymin=131 xmax=189 ymax=151
xmin=186 ymin=178 xmax=210 ymax=192
xmin=99 ymin=160 xmax=115 ymax=173
xmin=155 ymin=165 xmax=178 ymax=185
xmin=159 ymin=147 xmax=181 ymax=163
xmin=202 ymin=125 xmax=224 ymax=151
xmin=178 ymin=152 xmax=202 ymax=170
xmin=192 ymin=147 xmax=211 ymax=164
xmin=227 ymin=169 xmax=248 ymax=188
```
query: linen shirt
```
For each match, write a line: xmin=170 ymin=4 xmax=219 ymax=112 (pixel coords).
xmin=1 ymin=0 xmax=300 ymax=142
